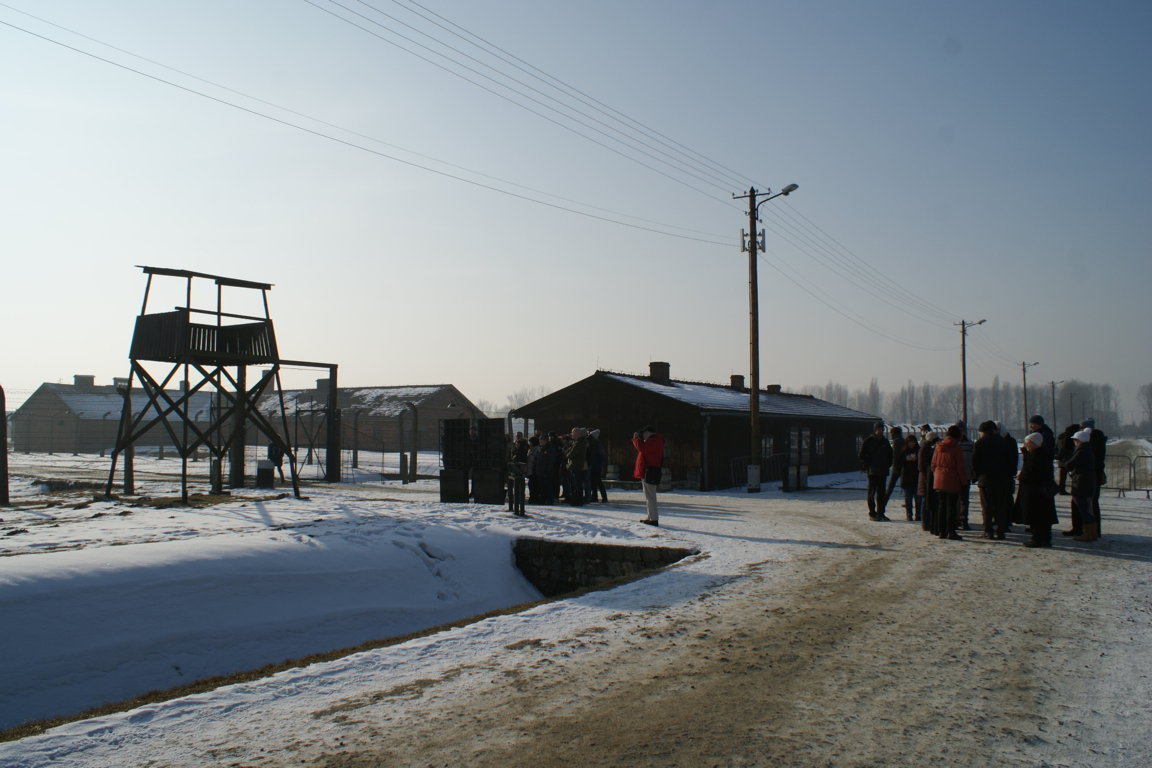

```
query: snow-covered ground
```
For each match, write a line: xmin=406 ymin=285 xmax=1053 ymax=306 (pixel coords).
xmin=1 ymin=445 xmax=1149 ymax=767
xmin=0 ymin=452 xmax=861 ymax=732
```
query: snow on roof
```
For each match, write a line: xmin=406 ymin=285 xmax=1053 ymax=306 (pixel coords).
xmin=43 ymin=384 xmax=215 ymax=419
xmin=603 ymin=372 xmax=876 ymax=420
xmin=266 ymin=385 xmax=452 ymax=417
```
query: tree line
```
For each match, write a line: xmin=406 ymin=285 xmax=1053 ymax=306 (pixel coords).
xmin=796 ymin=378 xmax=1147 ymax=437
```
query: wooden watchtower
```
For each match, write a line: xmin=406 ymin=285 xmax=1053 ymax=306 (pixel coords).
xmin=106 ymin=266 xmax=337 ymax=501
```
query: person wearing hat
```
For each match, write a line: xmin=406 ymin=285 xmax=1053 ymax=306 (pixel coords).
xmin=632 ymin=425 xmax=664 ymax=526
xmin=1017 ymin=431 xmax=1059 ymax=547
xmin=859 ymin=421 xmax=894 ymax=521
xmin=1081 ymin=417 xmax=1108 ymax=536
xmin=564 ymin=427 xmax=590 ymax=506
xmin=972 ymin=420 xmax=1011 ymax=539
xmin=1027 ymin=415 xmax=1056 ymax=459
xmin=1064 ymin=428 xmax=1099 ymax=541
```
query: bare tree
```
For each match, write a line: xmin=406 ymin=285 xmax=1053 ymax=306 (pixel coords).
xmin=472 ymin=399 xmax=499 ymax=417
xmin=504 ymin=386 xmax=552 ymax=412
xmin=1140 ymin=382 xmax=1152 ymax=425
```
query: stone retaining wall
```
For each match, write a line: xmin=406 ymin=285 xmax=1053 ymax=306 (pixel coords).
xmin=514 ymin=538 xmax=695 ymax=597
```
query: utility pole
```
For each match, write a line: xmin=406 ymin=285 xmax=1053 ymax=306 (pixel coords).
xmin=955 ymin=318 xmax=985 ymax=429
xmin=1050 ymin=380 xmax=1064 ymax=431
xmin=1020 ymin=361 xmax=1039 ymax=434
xmin=741 ymin=188 xmax=763 ymax=492
xmin=733 ymin=183 xmax=798 ymax=492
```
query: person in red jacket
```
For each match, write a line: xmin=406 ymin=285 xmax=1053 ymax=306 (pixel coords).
xmin=632 ymin=425 xmax=664 ymax=526
xmin=930 ymin=423 xmax=969 ymax=540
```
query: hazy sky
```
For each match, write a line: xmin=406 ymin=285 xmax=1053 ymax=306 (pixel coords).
xmin=3 ymin=1 xmax=1149 ymax=419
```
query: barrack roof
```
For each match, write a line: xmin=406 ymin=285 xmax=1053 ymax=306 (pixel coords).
xmin=602 ymin=371 xmax=877 ymax=421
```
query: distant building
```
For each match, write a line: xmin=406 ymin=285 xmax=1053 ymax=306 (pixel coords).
xmin=257 ymin=380 xmax=486 ymax=455
xmin=10 ymin=375 xmax=213 ymax=454
xmin=11 ymin=375 xmax=488 ymax=457
xmin=513 ymin=362 xmax=879 ymax=490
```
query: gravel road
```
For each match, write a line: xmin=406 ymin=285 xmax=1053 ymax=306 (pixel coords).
xmin=309 ymin=493 xmax=1151 ymax=768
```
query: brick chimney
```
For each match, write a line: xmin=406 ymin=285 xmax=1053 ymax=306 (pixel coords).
xmin=648 ymin=361 xmax=671 ymax=384
xmin=73 ymin=375 xmax=95 ymax=388
xmin=316 ymin=378 xmax=330 ymax=399
xmin=730 ymin=374 xmax=745 ymax=390
xmin=764 ymin=384 xmax=782 ymax=394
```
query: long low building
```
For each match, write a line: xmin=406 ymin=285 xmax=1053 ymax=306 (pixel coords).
xmin=9 ymin=375 xmax=214 ymax=454
xmin=9 ymin=375 xmax=487 ymax=457
xmin=512 ymin=362 xmax=879 ymax=491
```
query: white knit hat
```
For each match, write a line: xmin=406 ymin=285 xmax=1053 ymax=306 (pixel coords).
xmin=1023 ymin=432 xmax=1043 ymax=447
xmin=1073 ymin=428 xmax=1093 ymax=443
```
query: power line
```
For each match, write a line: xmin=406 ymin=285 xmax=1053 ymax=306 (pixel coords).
xmin=757 ymin=252 xmax=953 ymax=352
xmin=384 ymin=0 xmax=755 ymax=191
xmin=0 ymin=2 xmax=727 ymax=241
xmin=0 ymin=14 xmax=732 ymax=246
xmin=303 ymin=0 xmax=741 ymax=204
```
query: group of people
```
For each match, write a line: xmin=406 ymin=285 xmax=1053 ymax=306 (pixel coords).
xmin=507 ymin=425 xmax=665 ymax=526
xmin=509 ymin=427 xmax=608 ymax=508
xmin=859 ymin=415 xmax=1107 ymax=548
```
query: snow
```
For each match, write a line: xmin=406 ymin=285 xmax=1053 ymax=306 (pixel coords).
xmin=1 ymin=447 xmax=1149 ymax=766
xmin=1 ymin=452 xmax=856 ymax=752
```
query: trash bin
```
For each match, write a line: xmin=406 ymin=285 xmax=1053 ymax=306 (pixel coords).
xmin=256 ymin=460 xmax=275 ymax=489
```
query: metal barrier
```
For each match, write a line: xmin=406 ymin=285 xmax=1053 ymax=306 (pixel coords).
xmin=1102 ymin=455 xmax=1133 ymax=497
xmin=1134 ymin=455 xmax=1152 ymax=499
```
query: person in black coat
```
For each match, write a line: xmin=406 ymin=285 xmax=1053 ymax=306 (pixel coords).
xmin=1056 ymin=424 xmax=1078 ymax=495
xmin=1028 ymin=415 xmax=1056 ymax=459
xmin=972 ymin=421 xmax=1011 ymax=539
xmin=1082 ymin=417 xmax=1108 ymax=536
xmin=1066 ymin=428 xmax=1099 ymax=541
xmin=917 ymin=430 xmax=938 ymax=533
xmin=859 ymin=421 xmax=894 ymax=521
xmin=1017 ymin=431 xmax=1058 ymax=547
xmin=883 ymin=425 xmax=904 ymax=505
xmin=897 ymin=434 xmax=921 ymax=521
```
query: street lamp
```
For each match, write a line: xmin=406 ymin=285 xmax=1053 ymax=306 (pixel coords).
xmin=956 ymin=318 xmax=985 ymax=428
xmin=1069 ymin=392 xmax=1078 ymax=426
xmin=735 ymin=183 xmax=799 ymax=492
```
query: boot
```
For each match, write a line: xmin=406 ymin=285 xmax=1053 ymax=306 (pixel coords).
xmin=1074 ymin=523 xmax=1098 ymax=542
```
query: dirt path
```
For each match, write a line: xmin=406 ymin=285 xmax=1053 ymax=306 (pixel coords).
xmin=310 ymin=497 xmax=1151 ymax=768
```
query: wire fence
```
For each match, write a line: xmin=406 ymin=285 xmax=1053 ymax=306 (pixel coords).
xmin=1102 ymin=454 xmax=1152 ymax=498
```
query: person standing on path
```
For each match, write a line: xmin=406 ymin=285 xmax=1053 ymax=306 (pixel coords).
xmin=859 ymin=421 xmax=893 ymax=521
xmin=917 ymin=430 xmax=939 ymax=533
xmin=1082 ymin=417 xmax=1107 ymax=536
xmin=931 ymin=424 xmax=968 ymax=540
xmin=1066 ymin=428 xmax=1099 ymax=542
xmin=1017 ymin=431 xmax=1058 ymax=548
xmin=564 ymin=427 xmax=590 ymax=507
xmin=897 ymin=434 xmax=921 ymax=521
xmin=588 ymin=428 xmax=609 ymax=503
xmin=972 ymin=420 xmax=1010 ymax=539
xmin=883 ymin=425 xmax=904 ymax=505
xmin=632 ymin=425 xmax=664 ymax=526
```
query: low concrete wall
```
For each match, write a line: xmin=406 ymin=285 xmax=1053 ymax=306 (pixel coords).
xmin=514 ymin=538 xmax=695 ymax=597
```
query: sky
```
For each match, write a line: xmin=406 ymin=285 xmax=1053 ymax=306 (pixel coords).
xmin=3 ymin=1 xmax=1150 ymax=419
